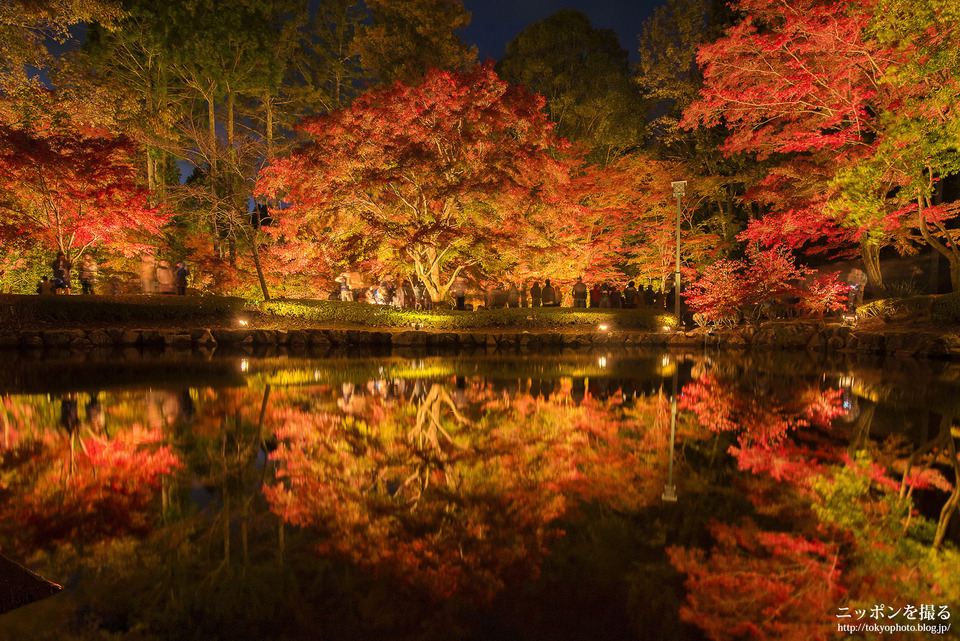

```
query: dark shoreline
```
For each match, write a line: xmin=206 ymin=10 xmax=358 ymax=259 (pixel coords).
xmin=1 ymin=320 xmax=958 ymax=360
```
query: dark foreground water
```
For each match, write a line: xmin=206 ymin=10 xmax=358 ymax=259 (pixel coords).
xmin=0 ymin=348 xmax=957 ymax=641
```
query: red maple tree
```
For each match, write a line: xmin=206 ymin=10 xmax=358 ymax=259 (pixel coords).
xmin=681 ymin=0 xmax=913 ymax=288
xmin=255 ymin=64 xmax=579 ymax=301
xmin=684 ymin=245 xmax=847 ymax=325
xmin=0 ymin=91 xmax=167 ymax=265
xmin=562 ymin=154 xmax=722 ymax=290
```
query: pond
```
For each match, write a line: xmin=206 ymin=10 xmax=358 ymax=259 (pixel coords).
xmin=0 ymin=347 xmax=957 ymax=641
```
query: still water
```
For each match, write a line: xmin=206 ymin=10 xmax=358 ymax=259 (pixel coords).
xmin=0 ymin=348 xmax=957 ymax=641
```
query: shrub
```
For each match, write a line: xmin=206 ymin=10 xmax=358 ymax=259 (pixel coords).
xmin=0 ymin=293 xmax=675 ymax=332
xmin=885 ymin=279 xmax=924 ymax=299
xmin=930 ymin=292 xmax=960 ymax=323
xmin=683 ymin=259 xmax=744 ymax=325
xmin=858 ymin=295 xmax=934 ymax=321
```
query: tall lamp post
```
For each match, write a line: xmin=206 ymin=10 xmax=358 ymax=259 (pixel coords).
xmin=670 ymin=180 xmax=686 ymax=324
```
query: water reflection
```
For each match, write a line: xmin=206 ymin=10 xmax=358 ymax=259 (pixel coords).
xmin=0 ymin=351 xmax=957 ymax=640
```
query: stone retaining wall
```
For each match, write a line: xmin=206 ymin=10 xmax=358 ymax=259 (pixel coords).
xmin=1 ymin=322 xmax=958 ymax=359
xmin=697 ymin=322 xmax=960 ymax=359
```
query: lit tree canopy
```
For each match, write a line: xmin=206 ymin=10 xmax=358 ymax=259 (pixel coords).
xmin=0 ymin=92 xmax=168 ymax=262
xmin=683 ymin=0 xmax=960 ymax=289
xmin=256 ymin=64 xmax=579 ymax=301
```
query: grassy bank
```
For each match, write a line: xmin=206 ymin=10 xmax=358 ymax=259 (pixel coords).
xmin=256 ymin=298 xmax=675 ymax=331
xmin=0 ymin=293 xmax=676 ymax=332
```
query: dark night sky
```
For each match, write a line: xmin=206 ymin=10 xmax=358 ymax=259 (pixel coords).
xmin=461 ymin=0 xmax=668 ymax=63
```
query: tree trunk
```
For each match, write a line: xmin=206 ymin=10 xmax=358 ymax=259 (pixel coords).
xmin=208 ymin=97 xmax=217 ymax=172
xmin=264 ymin=93 xmax=274 ymax=163
xmin=146 ymin=154 xmax=156 ymax=194
xmin=917 ymin=194 xmax=960 ymax=292
xmin=860 ymin=236 xmax=885 ymax=297
xmin=227 ymin=89 xmax=235 ymax=156
xmin=251 ymin=235 xmax=271 ymax=300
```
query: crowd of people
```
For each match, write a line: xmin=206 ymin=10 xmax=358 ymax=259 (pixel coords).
xmin=337 ymin=273 xmax=434 ymax=309
xmin=34 ymin=250 xmax=676 ymax=310
xmin=36 ymin=251 xmax=100 ymax=295
xmin=140 ymin=254 xmax=190 ymax=295
xmin=464 ymin=277 xmax=678 ymax=311
xmin=36 ymin=251 xmax=189 ymax=295
xmin=336 ymin=270 xmax=679 ymax=312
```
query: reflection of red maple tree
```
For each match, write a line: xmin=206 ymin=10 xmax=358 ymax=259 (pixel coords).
xmin=673 ymin=366 xmax=959 ymax=640
xmin=0 ymin=425 xmax=181 ymax=552
xmin=265 ymin=383 xmax=663 ymax=598
xmin=667 ymin=518 xmax=844 ymax=641
xmin=680 ymin=373 xmax=842 ymax=457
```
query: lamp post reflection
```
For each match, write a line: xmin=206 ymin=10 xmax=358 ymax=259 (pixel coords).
xmin=662 ymin=364 xmax=679 ymax=502
xmin=839 ymin=374 xmax=860 ymax=423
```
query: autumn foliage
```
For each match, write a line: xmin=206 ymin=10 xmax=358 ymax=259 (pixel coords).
xmin=684 ymin=246 xmax=847 ymax=325
xmin=684 ymin=0 xmax=960 ymax=290
xmin=0 ymin=421 xmax=181 ymax=553
xmin=672 ymin=362 xmax=959 ymax=640
xmin=667 ymin=518 xmax=845 ymax=641
xmin=264 ymin=381 xmax=664 ymax=598
xmin=256 ymin=64 xmax=579 ymax=301
xmin=0 ymin=91 xmax=168 ymax=262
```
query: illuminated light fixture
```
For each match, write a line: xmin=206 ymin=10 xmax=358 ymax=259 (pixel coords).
xmin=598 ymin=324 xmax=608 ymax=331
xmin=238 ymin=318 xmax=249 ymax=327
xmin=662 ymin=325 xmax=672 ymax=332
xmin=240 ymin=359 xmax=249 ymax=372
xmin=662 ymin=484 xmax=678 ymax=502
xmin=598 ymin=356 xmax=607 ymax=368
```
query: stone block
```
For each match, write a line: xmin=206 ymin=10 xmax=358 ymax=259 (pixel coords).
xmin=42 ymin=331 xmax=73 ymax=348
xmin=0 ymin=332 xmax=19 ymax=348
xmin=392 ymin=331 xmax=427 ymax=347
xmin=191 ymin=328 xmax=216 ymax=345
xmin=140 ymin=330 xmax=164 ymax=346
xmin=306 ymin=329 xmax=333 ymax=345
xmin=252 ymin=329 xmax=277 ymax=344
xmin=87 ymin=330 xmax=113 ymax=346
